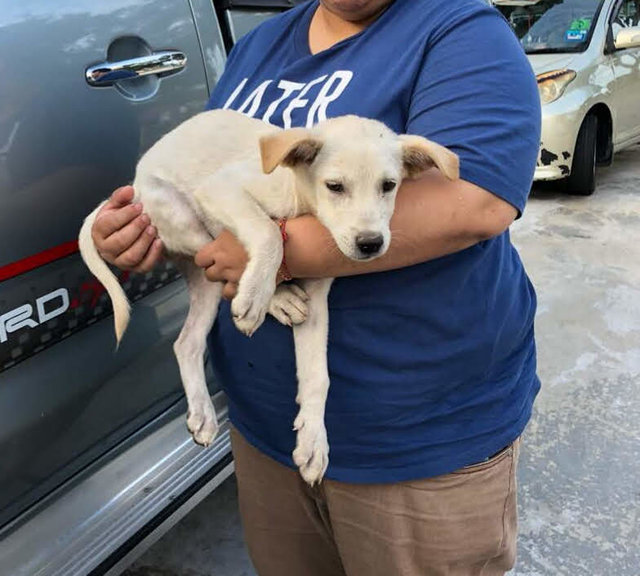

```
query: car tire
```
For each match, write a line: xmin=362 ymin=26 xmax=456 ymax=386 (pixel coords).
xmin=566 ymin=114 xmax=598 ymax=196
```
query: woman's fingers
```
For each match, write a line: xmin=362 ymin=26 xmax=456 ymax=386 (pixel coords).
xmin=89 ymin=185 xmax=161 ymax=272
xmin=93 ymin=203 xmax=144 ymax=247
xmin=109 ymin=185 xmax=135 ymax=207
xmin=92 ymin=186 xmax=137 ymax=237
xmin=112 ymin=225 xmax=159 ymax=270
xmin=99 ymin=213 xmax=151 ymax=258
xmin=194 ymin=241 xmax=215 ymax=269
xmin=194 ymin=232 xmax=248 ymax=285
xmin=222 ymin=282 xmax=239 ymax=300
xmin=131 ymin=237 xmax=164 ymax=274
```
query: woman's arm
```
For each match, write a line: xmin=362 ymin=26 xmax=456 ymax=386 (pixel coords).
xmin=285 ymin=170 xmax=517 ymax=278
xmin=194 ymin=171 xmax=517 ymax=295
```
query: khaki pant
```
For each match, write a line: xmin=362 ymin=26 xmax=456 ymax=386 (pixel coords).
xmin=231 ymin=427 xmax=519 ymax=576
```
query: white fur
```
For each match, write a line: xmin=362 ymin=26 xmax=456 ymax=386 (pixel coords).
xmin=78 ymin=109 xmax=458 ymax=484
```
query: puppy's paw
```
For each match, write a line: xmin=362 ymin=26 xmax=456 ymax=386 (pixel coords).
xmin=268 ymin=284 xmax=309 ymax=326
xmin=231 ymin=288 xmax=271 ymax=336
xmin=187 ymin=398 xmax=219 ymax=446
xmin=292 ymin=412 xmax=329 ymax=486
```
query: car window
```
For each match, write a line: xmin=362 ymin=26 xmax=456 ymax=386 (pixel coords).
xmin=493 ymin=0 xmax=606 ymax=54
xmin=612 ymin=0 xmax=640 ymax=36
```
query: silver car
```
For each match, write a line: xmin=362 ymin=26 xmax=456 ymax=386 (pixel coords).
xmin=0 ymin=1 xmax=298 ymax=575
xmin=494 ymin=0 xmax=640 ymax=195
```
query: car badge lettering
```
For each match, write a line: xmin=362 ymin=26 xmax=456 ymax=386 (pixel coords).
xmin=36 ymin=288 xmax=70 ymax=323
xmin=0 ymin=288 xmax=70 ymax=343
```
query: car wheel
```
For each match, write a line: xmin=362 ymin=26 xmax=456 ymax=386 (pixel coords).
xmin=566 ymin=114 xmax=598 ymax=196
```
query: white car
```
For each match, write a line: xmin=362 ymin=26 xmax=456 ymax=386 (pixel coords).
xmin=494 ymin=0 xmax=640 ymax=195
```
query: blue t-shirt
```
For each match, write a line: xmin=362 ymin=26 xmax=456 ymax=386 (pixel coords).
xmin=206 ymin=0 xmax=541 ymax=483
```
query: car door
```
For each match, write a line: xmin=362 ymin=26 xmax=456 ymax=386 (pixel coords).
xmin=608 ymin=0 xmax=640 ymax=146
xmin=0 ymin=0 xmax=225 ymax=527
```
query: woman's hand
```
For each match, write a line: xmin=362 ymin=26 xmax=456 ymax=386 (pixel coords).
xmin=195 ymin=230 xmax=249 ymax=300
xmin=91 ymin=185 xmax=163 ymax=273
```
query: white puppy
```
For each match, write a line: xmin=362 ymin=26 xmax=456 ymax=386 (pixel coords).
xmin=78 ymin=109 xmax=459 ymax=485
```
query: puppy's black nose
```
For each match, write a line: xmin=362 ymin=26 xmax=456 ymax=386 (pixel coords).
xmin=356 ymin=232 xmax=384 ymax=255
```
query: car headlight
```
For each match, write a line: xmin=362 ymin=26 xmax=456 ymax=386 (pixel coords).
xmin=536 ymin=69 xmax=577 ymax=104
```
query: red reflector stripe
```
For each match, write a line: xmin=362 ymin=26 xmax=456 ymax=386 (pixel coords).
xmin=0 ymin=241 xmax=79 ymax=282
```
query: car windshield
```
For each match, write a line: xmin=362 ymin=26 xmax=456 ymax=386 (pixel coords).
xmin=493 ymin=0 xmax=605 ymax=54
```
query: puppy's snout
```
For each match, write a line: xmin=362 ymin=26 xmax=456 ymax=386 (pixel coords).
xmin=355 ymin=232 xmax=384 ymax=256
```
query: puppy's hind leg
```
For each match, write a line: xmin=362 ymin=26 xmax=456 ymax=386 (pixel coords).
xmin=292 ymin=278 xmax=334 ymax=485
xmin=174 ymin=258 xmax=223 ymax=446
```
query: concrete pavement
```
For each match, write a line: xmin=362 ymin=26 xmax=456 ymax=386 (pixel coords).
xmin=124 ymin=145 xmax=640 ymax=576
xmin=509 ymin=145 xmax=640 ymax=575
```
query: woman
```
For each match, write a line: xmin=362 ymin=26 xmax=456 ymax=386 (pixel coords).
xmin=92 ymin=1 xmax=541 ymax=574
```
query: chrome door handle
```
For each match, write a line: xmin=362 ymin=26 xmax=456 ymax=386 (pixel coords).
xmin=85 ymin=51 xmax=187 ymax=86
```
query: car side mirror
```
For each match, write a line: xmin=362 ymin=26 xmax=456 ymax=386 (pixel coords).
xmin=614 ymin=26 xmax=640 ymax=50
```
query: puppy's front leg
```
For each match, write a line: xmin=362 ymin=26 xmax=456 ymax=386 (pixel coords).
xmin=292 ymin=277 xmax=334 ymax=485
xmin=193 ymin=171 xmax=282 ymax=337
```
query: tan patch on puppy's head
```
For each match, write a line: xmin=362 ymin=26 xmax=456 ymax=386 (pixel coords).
xmin=399 ymin=134 xmax=460 ymax=180
xmin=260 ymin=128 xmax=323 ymax=174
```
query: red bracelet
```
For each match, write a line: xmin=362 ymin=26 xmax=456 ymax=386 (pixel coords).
xmin=277 ymin=218 xmax=293 ymax=282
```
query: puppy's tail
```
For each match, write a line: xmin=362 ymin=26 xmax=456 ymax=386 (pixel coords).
xmin=78 ymin=202 xmax=131 ymax=347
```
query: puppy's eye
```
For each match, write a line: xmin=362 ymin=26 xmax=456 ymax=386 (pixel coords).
xmin=325 ymin=181 xmax=345 ymax=194
xmin=381 ymin=180 xmax=397 ymax=193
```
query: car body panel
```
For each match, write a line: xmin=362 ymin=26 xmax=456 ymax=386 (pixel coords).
xmin=0 ymin=2 xmax=290 ymax=573
xmin=0 ymin=397 xmax=232 ymax=576
xmin=609 ymin=42 xmax=640 ymax=146
xmin=0 ymin=278 xmax=190 ymax=528
xmin=0 ymin=0 xmax=211 ymax=265
xmin=528 ymin=52 xmax=579 ymax=73
xmin=0 ymin=0 xmax=220 ymax=531
xmin=187 ymin=0 xmax=228 ymax=91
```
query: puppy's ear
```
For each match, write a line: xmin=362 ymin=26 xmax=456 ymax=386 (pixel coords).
xmin=259 ymin=128 xmax=323 ymax=174
xmin=399 ymin=135 xmax=460 ymax=181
